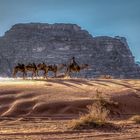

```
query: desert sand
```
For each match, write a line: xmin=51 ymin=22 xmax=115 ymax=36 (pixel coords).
xmin=0 ymin=78 xmax=140 ymax=139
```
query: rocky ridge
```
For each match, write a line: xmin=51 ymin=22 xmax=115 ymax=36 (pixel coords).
xmin=0 ymin=23 xmax=139 ymax=78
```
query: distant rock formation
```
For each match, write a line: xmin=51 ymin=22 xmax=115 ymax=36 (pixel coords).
xmin=0 ymin=23 xmax=139 ymax=78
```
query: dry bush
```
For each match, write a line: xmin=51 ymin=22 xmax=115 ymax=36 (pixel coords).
xmin=68 ymin=102 xmax=118 ymax=130
xmin=68 ymin=90 xmax=118 ymax=130
xmin=99 ymin=75 xmax=114 ymax=79
xmin=87 ymin=102 xmax=109 ymax=122
xmin=69 ymin=103 xmax=110 ymax=130
xmin=69 ymin=92 xmax=109 ymax=129
xmin=95 ymin=90 xmax=119 ymax=115
xmin=130 ymin=115 xmax=140 ymax=124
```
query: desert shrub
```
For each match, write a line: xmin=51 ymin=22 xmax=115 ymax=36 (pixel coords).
xmin=69 ymin=104 xmax=110 ymax=130
xmin=68 ymin=90 xmax=119 ymax=130
xmin=95 ymin=90 xmax=119 ymax=115
xmin=130 ymin=115 xmax=140 ymax=124
xmin=99 ymin=75 xmax=114 ymax=79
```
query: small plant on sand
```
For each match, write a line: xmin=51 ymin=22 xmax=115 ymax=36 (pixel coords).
xmin=69 ymin=90 xmax=118 ymax=130
xmin=99 ymin=75 xmax=114 ymax=79
xmin=95 ymin=89 xmax=119 ymax=115
xmin=69 ymin=103 xmax=110 ymax=130
xmin=130 ymin=115 xmax=140 ymax=124
xmin=70 ymin=106 xmax=107 ymax=129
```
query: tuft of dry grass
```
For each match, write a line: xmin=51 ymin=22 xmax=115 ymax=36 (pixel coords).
xmin=99 ymin=75 xmax=114 ymax=79
xmin=95 ymin=90 xmax=119 ymax=116
xmin=68 ymin=90 xmax=118 ymax=130
xmin=69 ymin=104 xmax=110 ymax=130
xmin=130 ymin=115 xmax=140 ymax=124
xmin=95 ymin=89 xmax=117 ymax=105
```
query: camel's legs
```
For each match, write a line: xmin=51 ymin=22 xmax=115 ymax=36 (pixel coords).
xmin=65 ymin=67 xmax=69 ymax=76
xmin=44 ymin=69 xmax=48 ymax=79
xmin=32 ymin=70 xmax=37 ymax=79
xmin=24 ymin=71 xmax=27 ymax=79
xmin=35 ymin=70 xmax=37 ymax=79
xmin=65 ymin=67 xmax=71 ymax=78
xmin=43 ymin=71 xmax=46 ymax=79
xmin=65 ymin=68 xmax=71 ymax=78
xmin=34 ymin=70 xmax=37 ymax=79
xmin=54 ymin=71 xmax=57 ymax=78
xmin=23 ymin=71 xmax=26 ymax=79
xmin=36 ymin=70 xmax=39 ymax=78
xmin=32 ymin=71 xmax=34 ymax=79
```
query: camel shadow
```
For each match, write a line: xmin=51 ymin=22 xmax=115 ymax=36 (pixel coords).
xmin=33 ymin=78 xmax=110 ymax=90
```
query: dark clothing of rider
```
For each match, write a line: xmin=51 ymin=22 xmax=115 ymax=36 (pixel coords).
xmin=70 ymin=57 xmax=79 ymax=67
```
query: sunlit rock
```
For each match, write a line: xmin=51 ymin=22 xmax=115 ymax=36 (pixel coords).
xmin=0 ymin=23 xmax=139 ymax=78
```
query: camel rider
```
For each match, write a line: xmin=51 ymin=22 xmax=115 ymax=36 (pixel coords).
xmin=70 ymin=57 xmax=79 ymax=68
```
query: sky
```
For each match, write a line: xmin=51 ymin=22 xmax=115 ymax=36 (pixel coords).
xmin=0 ymin=0 xmax=140 ymax=61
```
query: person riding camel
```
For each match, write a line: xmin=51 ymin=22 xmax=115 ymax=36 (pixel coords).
xmin=70 ymin=57 xmax=79 ymax=69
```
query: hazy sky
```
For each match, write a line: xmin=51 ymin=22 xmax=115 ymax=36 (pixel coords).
xmin=0 ymin=0 xmax=140 ymax=61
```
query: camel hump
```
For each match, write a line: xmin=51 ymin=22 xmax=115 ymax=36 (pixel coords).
xmin=18 ymin=63 xmax=22 ymax=66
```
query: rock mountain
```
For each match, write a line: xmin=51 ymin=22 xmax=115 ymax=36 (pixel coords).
xmin=0 ymin=23 xmax=140 ymax=78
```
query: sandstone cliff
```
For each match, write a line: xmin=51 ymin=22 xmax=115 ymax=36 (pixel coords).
xmin=0 ymin=23 xmax=139 ymax=78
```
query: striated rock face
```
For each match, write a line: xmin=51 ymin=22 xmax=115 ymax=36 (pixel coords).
xmin=0 ymin=23 xmax=140 ymax=78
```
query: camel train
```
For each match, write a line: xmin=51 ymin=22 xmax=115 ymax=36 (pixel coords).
xmin=13 ymin=57 xmax=89 ymax=79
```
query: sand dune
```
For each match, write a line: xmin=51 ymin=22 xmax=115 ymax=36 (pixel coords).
xmin=0 ymin=78 xmax=140 ymax=139
xmin=0 ymin=78 xmax=140 ymax=118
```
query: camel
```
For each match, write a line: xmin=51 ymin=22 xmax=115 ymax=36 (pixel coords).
xmin=37 ymin=63 xmax=66 ymax=78
xmin=47 ymin=64 xmax=67 ymax=78
xmin=25 ymin=63 xmax=38 ymax=79
xmin=13 ymin=63 xmax=38 ymax=79
xmin=37 ymin=63 xmax=48 ymax=78
xmin=13 ymin=63 xmax=26 ymax=79
xmin=65 ymin=63 xmax=89 ymax=77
